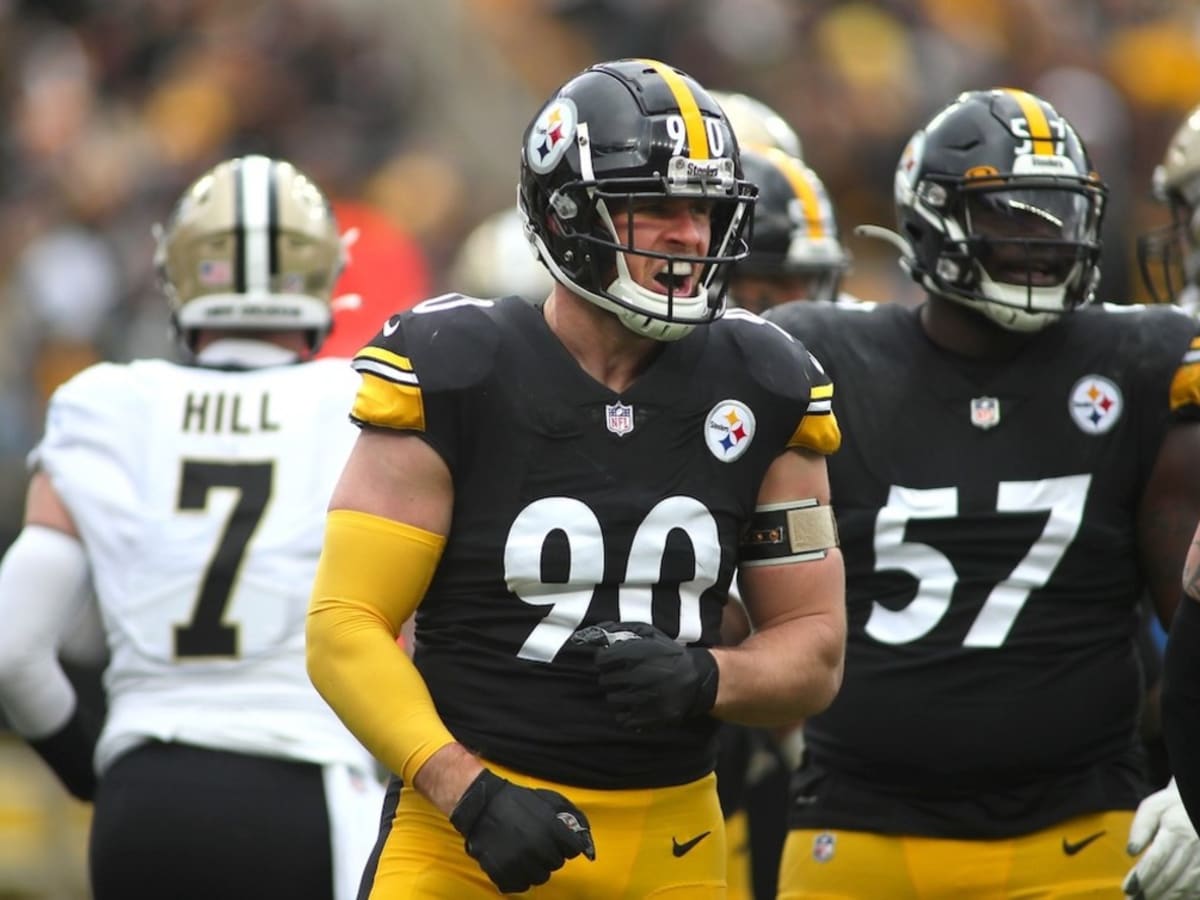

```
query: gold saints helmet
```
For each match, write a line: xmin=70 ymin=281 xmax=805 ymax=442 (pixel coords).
xmin=155 ymin=154 xmax=344 ymax=351
xmin=709 ymin=90 xmax=803 ymax=159
xmin=1139 ymin=104 xmax=1200 ymax=305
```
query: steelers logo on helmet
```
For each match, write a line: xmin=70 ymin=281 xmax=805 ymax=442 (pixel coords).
xmin=1069 ymin=374 xmax=1123 ymax=435
xmin=894 ymin=129 xmax=926 ymax=202
xmin=526 ymin=98 xmax=578 ymax=175
xmin=705 ymin=399 xmax=756 ymax=462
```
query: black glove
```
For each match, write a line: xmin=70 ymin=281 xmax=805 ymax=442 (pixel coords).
xmin=572 ymin=621 xmax=719 ymax=730
xmin=28 ymin=704 xmax=99 ymax=802
xmin=449 ymin=769 xmax=595 ymax=894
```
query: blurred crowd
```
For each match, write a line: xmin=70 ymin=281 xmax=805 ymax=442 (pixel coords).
xmin=1 ymin=0 xmax=1198 ymax=543
xmin=0 ymin=0 xmax=1198 ymax=895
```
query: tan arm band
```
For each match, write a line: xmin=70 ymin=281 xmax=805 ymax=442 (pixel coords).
xmin=306 ymin=509 xmax=454 ymax=784
xmin=739 ymin=499 xmax=839 ymax=567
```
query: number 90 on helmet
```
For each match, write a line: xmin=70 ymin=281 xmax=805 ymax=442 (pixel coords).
xmin=155 ymin=155 xmax=345 ymax=352
xmin=518 ymin=58 xmax=758 ymax=342
xmin=894 ymin=88 xmax=1106 ymax=332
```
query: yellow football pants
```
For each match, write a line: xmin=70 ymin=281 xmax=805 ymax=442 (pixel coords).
xmin=778 ymin=810 xmax=1136 ymax=899
xmin=365 ymin=760 xmax=727 ymax=898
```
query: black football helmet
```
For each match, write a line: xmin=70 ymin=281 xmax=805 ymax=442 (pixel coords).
xmin=518 ymin=58 xmax=757 ymax=341
xmin=892 ymin=88 xmax=1106 ymax=331
xmin=737 ymin=148 xmax=849 ymax=302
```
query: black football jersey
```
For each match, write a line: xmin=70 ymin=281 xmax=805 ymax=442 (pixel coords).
xmin=766 ymin=299 xmax=1200 ymax=837
xmin=349 ymin=296 xmax=838 ymax=788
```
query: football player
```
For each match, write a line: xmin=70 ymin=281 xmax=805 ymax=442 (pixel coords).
xmin=765 ymin=88 xmax=1200 ymax=899
xmin=1138 ymin=103 xmax=1200 ymax=313
xmin=1157 ymin=103 xmax=1200 ymax=849
xmin=713 ymin=144 xmax=855 ymax=900
xmin=732 ymin=147 xmax=852 ymax=313
xmin=305 ymin=58 xmax=847 ymax=898
xmin=0 ymin=155 xmax=384 ymax=900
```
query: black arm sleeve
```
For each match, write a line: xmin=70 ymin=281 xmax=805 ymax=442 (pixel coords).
xmin=1162 ymin=595 xmax=1200 ymax=828
xmin=28 ymin=702 xmax=99 ymax=802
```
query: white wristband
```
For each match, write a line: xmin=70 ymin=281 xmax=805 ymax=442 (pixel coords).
xmin=0 ymin=525 xmax=93 ymax=736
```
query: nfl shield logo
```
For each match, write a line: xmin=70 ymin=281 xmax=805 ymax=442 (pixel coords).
xmin=969 ymin=396 xmax=1000 ymax=430
xmin=606 ymin=401 xmax=634 ymax=436
xmin=812 ymin=831 xmax=836 ymax=862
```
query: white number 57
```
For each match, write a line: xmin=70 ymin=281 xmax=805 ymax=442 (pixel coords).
xmin=865 ymin=475 xmax=1091 ymax=648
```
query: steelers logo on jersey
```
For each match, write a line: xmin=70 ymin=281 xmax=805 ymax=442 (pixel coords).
xmin=1069 ymin=374 xmax=1123 ymax=434
xmin=705 ymin=399 xmax=756 ymax=461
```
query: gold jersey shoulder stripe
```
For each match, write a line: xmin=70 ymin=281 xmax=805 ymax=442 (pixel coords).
xmin=351 ymin=371 xmax=425 ymax=431
xmin=354 ymin=345 xmax=415 ymax=375
xmin=811 ymin=382 xmax=834 ymax=401
xmin=788 ymin=408 xmax=841 ymax=455
xmin=1170 ymin=357 xmax=1200 ymax=412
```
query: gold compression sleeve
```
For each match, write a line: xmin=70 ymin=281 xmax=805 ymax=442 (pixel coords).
xmin=306 ymin=509 xmax=454 ymax=785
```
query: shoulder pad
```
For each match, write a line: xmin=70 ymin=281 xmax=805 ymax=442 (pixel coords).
xmin=1083 ymin=304 xmax=1200 ymax=416
xmin=717 ymin=307 xmax=813 ymax=404
xmin=763 ymin=296 xmax=872 ymax=338
xmin=47 ymin=362 xmax=139 ymax=428
xmin=35 ymin=362 xmax=140 ymax=472
xmin=717 ymin=309 xmax=841 ymax=454
xmin=1132 ymin=306 xmax=1200 ymax=415
xmin=350 ymin=294 xmax=503 ymax=431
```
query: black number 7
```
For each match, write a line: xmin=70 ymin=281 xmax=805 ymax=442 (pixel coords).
xmin=174 ymin=461 xmax=274 ymax=658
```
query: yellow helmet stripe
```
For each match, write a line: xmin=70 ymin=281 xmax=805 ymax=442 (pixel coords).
xmin=638 ymin=58 xmax=709 ymax=159
xmin=770 ymin=148 xmax=826 ymax=239
xmin=1003 ymin=88 xmax=1055 ymax=155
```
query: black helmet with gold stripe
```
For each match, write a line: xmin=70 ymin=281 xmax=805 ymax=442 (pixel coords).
xmin=736 ymin=148 xmax=849 ymax=304
xmin=518 ymin=58 xmax=757 ymax=341
xmin=892 ymin=88 xmax=1106 ymax=332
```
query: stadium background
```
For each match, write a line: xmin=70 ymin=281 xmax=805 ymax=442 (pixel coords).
xmin=0 ymin=0 xmax=1196 ymax=895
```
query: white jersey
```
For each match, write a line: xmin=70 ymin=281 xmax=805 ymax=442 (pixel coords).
xmin=34 ymin=356 xmax=371 ymax=775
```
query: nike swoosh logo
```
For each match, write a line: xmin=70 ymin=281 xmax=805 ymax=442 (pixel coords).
xmin=382 ymin=317 xmax=400 ymax=337
xmin=672 ymin=831 xmax=711 ymax=857
xmin=1062 ymin=830 xmax=1106 ymax=855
